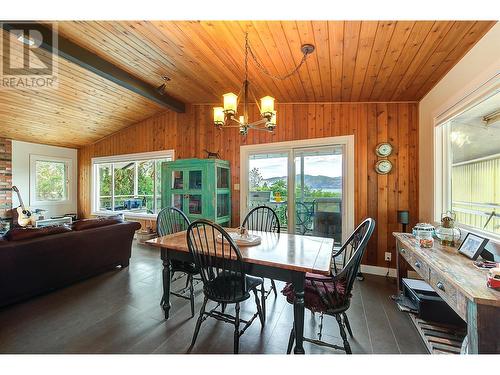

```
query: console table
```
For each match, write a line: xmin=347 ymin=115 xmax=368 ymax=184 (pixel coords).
xmin=394 ymin=233 xmax=500 ymax=354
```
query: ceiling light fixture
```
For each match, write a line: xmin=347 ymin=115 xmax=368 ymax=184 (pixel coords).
xmin=213 ymin=32 xmax=314 ymax=135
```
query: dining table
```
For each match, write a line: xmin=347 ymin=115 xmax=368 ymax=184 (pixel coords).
xmin=146 ymin=228 xmax=334 ymax=354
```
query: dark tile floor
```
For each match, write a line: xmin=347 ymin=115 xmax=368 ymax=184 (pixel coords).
xmin=0 ymin=242 xmax=427 ymax=354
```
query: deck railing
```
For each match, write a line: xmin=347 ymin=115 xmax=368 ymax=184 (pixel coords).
xmin=452 ymin=201 xmax=500 ymax=234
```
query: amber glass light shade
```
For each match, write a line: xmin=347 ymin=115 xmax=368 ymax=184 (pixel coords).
xmin=213 ymin=107 xmax=224 ymax=126
xmin=223 ymin=92 xmax=238 ymax=114
xmin=260 ymin=96 xmax=275 ymax=117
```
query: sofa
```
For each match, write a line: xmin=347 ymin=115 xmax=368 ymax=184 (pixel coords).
xmin=0 ymin=217 xmax=141 ymax=307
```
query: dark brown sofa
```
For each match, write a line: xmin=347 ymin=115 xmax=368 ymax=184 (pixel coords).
xmin=0 ymin=220 xmax=141 ymax=307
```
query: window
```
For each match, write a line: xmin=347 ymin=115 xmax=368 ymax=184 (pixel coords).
xmin=240 ymin=136 xmax=354 ymax=243
xmin=436 ymin=88 xmax=500 ymax=236
xmin=91 ymin=151 xmax=174 ymax=217
xmin=30 ymin=155 xmax=71 ymax=204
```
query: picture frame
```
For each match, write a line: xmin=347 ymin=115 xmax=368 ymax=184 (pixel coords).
xmin=458 ymin=232 xmax=489 ymax=260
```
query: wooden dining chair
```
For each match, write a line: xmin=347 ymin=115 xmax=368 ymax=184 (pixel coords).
xmin=187 ymin=219 xmax=265 ymax=354
xmin=242 ymin=205 xmax=280 ymax=298
xmin=157 ymin=206 xmax=198 ymax=318
xmin=283 ymin=218 xmax=375 ymax=354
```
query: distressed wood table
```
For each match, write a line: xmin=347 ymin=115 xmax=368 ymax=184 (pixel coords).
xmin=394 ymin=232 xmax=500 ymax=353
xmin=147 ymin=229 xmax=333 ymax=354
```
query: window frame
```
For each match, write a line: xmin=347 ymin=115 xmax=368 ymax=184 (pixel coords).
xmin=434 ymin=78 xmax=500 ymax=240
xmin=91 ymin=150 xmax=175 ymax=219
xmin=30 ymin=154 xmax=72 ymax=206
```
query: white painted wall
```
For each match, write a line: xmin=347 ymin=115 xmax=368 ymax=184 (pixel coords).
xmin=12 ymin=140 xmax=78 ymax=218
xmin=419 ymin=23 xmax=500 ymax=222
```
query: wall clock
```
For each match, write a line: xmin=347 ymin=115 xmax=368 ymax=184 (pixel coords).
xmin=375 ymin=160 xmax=393 ymax=175
xmin=375 ymin=142 xmax=393 ymax=157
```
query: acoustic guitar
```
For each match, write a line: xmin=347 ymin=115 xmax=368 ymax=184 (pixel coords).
xmin=12 ymin=186 xmax=35 ymax=227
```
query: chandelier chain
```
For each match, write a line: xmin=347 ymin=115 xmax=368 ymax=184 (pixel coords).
xmin=244 ymin=33 xmax=249 ymax=83
xmin=244 ymin=32 xmax=310 ymax=81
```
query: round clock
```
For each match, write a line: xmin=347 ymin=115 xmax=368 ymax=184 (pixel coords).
xmin=375 ymin=160 xmax=393 ymax=174
xmin=375 ymin=142 xmax=393 ymax=157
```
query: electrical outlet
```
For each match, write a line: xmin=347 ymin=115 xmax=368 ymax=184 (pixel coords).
xmin=384 ymin=252 xmax=392 ymax=262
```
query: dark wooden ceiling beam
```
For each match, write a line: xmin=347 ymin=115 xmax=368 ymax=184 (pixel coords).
xmin=1 ymin=22 xmax=185 ymax=113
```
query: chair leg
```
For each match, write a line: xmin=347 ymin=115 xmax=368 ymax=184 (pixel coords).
xmin=221 ymin=303 xmax=226 ymax=313
xmin=286 ymin=327 xmax=295 ymax=354
xmin=189 ymin=274 xmax=195 ymax=318
xmin=335 ymin=314 xmax=352 ymax=354
xmin=261 ymin=283 xmax=266 ymax=318
xmin=342 ymin=312 xmax=353 ymax=337
xmin=270 ymin=279 xmax=277 ymax=297
xmin=318 ymin=313 xmax=324 ymax=340
xmin=190 ymin=296 xmax=208 ymax=350
xmin=160 ymin=270 xmax=175 ymax=306
xmin=234 ymin=303 xmax=240 ymax=354
xmin=185 ymin=273 xmax=190 ymax=288
xmin=252 ymin=289 xmax=265 ymax=327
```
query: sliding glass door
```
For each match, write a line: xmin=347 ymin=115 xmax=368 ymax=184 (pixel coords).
xmin=248 ymin=152 xmax=289 ymax=230
xmin=294 ymin=146 xmax=343 ymax=244
xmin=243 ymin=140 xmax=348 ymax=244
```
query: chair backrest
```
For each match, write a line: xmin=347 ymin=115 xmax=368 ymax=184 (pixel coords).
xmin=333 ymin=218 xmax=375 ymax=295
xmin=157 ymin=207 xmax=190 ymax=236
xmin=186 ymin=219 xmax=246 ymax=301
xmin=242 ymin=205 xmax=280 ymax=233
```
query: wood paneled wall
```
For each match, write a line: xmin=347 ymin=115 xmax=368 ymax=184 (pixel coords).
xmin=0 ymin=138 xmax=12 ymax=220
xmin=78 ymin=102 xmax=418 ymax=267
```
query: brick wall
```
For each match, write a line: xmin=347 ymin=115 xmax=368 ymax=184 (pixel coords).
xmin=0 ymin=138 xmax=12 ymax=220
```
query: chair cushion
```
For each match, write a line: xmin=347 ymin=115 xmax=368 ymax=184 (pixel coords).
xmin=282 ymin=273 xmax=350 ymax=313
xmin=4 ymin=225 xmax=72 ymax=241
xmin=204 ymin=271 xmax=263 ymax=302
xmin=72 ymin=215 xmax=124 ymax=231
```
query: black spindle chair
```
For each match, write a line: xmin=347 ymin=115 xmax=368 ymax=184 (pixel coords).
xmin=242 ymin=205 xmax=280 ymax=304
xmin=157 ymin=207 xmax=199 ymax=318
xmin=187 ymin=219 xmax=265 ymax=354
xmin=283 ymin=218 xmax=375 ymax=354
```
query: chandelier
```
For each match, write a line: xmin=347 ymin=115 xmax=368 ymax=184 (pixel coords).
xmin=213 ymin=33 xmax=314 ymax=135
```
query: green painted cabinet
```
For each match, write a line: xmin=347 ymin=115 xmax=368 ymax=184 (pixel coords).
xmin=161 ymin=158 xmax=231 ymax=226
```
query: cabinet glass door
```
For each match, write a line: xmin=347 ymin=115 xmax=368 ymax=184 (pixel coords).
xmin=172 ymin=170 xmax=184 ymax=189
xmin=188 ymin=194 xmax=203 ymax=215
xmin=172 ymin=194 xmax=184 ymax=210
xmin=217 ymin=193 xmax=230 ymax=218
xmin=189 ymin=170 xmax=203 ymax=190
xmin=217 ymin=167 xmax=229 ymax=189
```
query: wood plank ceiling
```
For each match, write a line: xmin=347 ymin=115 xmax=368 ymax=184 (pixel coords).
xmin=0 ymin=28 xmax=165 ymax=148
xmin=0 ymin=21 xmax=495 ymax=148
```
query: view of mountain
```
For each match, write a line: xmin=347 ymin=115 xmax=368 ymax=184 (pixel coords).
xmin=262 ymin=175 xmax=342 ymax=189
